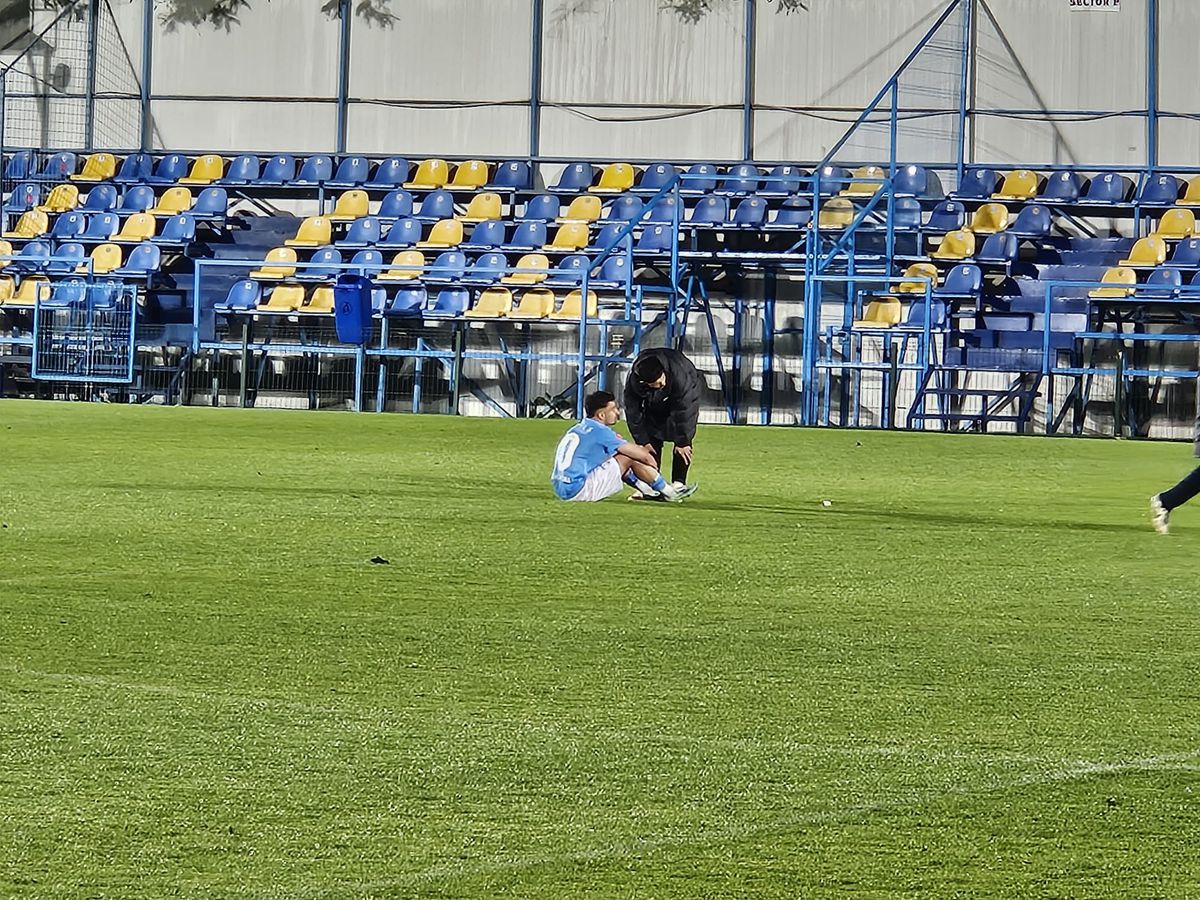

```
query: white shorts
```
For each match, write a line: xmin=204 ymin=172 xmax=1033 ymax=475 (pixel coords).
xmin=567 ymin=457 xmax=624 ymax=502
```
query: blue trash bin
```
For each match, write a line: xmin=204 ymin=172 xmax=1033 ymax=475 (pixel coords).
xmin=333 ymin=273 xmax=374 ymax=345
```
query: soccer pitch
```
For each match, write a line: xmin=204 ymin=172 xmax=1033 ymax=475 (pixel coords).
xmin=4 ymin=399 xmax=1200 ymax=898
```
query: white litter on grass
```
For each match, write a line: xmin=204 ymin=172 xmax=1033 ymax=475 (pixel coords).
xmin=822 ymin=499 xmax=833 ymax=508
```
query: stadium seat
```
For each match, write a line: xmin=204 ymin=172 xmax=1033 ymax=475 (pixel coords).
xmin=365 ymin=157 xmax=410 ymax=190
xmin=146 ymin=153 xmax=189 ymax=184
xmin=338 ymin=216 xmax=382 ymax=248
xmin=840 ymin=166 xmax=886 ymax=198
xmin=967 ymin=202 xmax=1009 ymax=234
xmin=45 ymin=242 xmax=85 ymax=275
xmin=295 ymin=155 xmax=334 ymax=185
xmin=152 ymin=214 xmax=197 ymax=247
xmin=925 ymin=199 xmax=966 ymax=234
xmin=5 ymin=240 xmax=51 ymax=274
xmin=732 ymin=196 xmax=770 ymax=229
xmin=1164 ymin=237 xmax=1200 ymax=269
xmin=689 ymin=195 xmax=729 ymax=227
xmin=3 ymin=209 xmax=48 ymax=239
xmin=813 ymin=165 xmax=850 ymax=197
xmin=954 ymin=168 xmax=999 ymax=200
xmin=256 ymin=154 xmax=297 ymax=185
xmin=79 ymin=242 xmax=123 ymax=275
xmin=250 ymin=247 xmax=299 ymax=280
xmin=113 ymin=152 xmax=153 ymax=184
xmin=549 ymin=289 xmax=598 ymax=320
xmin=550 ymin=162 xmax=595 ymax=193
xmin=589 ymin=162 xmax=636 ymax=195
xmin=404 ymin=158 xmax=451 ymax=190
xmin=377 ymin=189 xmax=415 ymax=219
xmin=1139 ymin=267 xmax=1182 ymax=299
xmin=2 ymin=149 xmax=34 ymax=181
xmin=113 ymin=213 xmax=156 ymax=243
xmin=48 ymin=211 xmax=86 ymax=241
xmin=721 ymin=163 xmax=761 ymax=196
xmin=604 ymin=194 xmax=645 ymax=223
xmin=385 ymin=285 xmax=426 ymax=316
xmin=592 ymin=254 xmax=631 ymax=289
xmin=930 ymin=229 xmax=975 ymax=260
xmin=459 ymin=192 xmax=502 ymax=224
xmin=501 ymin=252 xmax=549 ymax=286
xmin=221 ymin=154 xmax=260 ymax=184
xmin=587 ymin=222 xmax=627 ymax=253
xmin=0 ymin=275 xmax=16 ymax=306
xmin=0 ymin=238 xmax=11 ymax=269
xmin=117 ymin=185 xmax=155 ymax=213
xmin=147 ymin=187 xmax=193 ymax=217
xmin=1041 ymin=171 xmax=1083 ymax=204
xmin=1009 ymin=204 xmax=1051 ymax=240
xmin=378 ymin=250 xmax=425 ymax=282
xmin=504 ymin=221 xmax=547 ymax=251
xmin=1081 ymin=172 xmax=1132 ymax=205
xmin=544 ymin=253 xmax=589 ymax=287
xmin=1118 ymin=235 xmax=1167 ymax=267
xmin=678 ymin=163 xmax=718 ymax=195
xmin=853 ymin=298 xmax=902 ymax=328
xmin=328 ymin=156 xmax=371 ymax=188
xmin=768 ymin=196 xmax=811 ymax=229
xmin=295 ymin=246 xmax=342 ymax=282
xmin=285 ymin=216 xmax=332 ymax=248
xmin=9 ymin=275 xmax=50 ymax=306
xmin=347 ymin=248 xmax=384 ymax=275
xmin=37 ymin=183 xmax=79 ymax=213
xmin=70 ymin=152 xmax=117 ymax=183
xmin=1137 ymin=173 xmax=1181 ymax=206
xmin=933 ymin=263 xmax=982 ymax=299
xmin=635 ymin=223 xmax=675 ymax=253
xmin=3 ymin=182 xmax=39 ymax=214
xmin=35 ymin=151 xmax=76 ymax=182
xmin=889 ymin=197 xmax=923 ymax=232
xmin=302 ymin=286 xmax=336 ymax=314
xmin=1088 ymin=266 xmax=1137 ymax=298
xmin=179 ymin=154 xmax=224 ymax=185
xmin=329 ymin=189 xmax=369 ymax=221
xmin=460 ymin=252 xmax=509 ymax=286
xmin=81 ymin=184 xmax=118 ymax=213
xmin=1180 ymin=176 xmax=1200 ymax=207
xmin=761 ymin=165 xmax=805 ymax=197
xmin=816 ymin=197 xmax=854 ymax=230
xmin=992 ymin=169 xmax=1040 ymax=201
xmin=557 ymin=195 xmax=602 ymax=224
xmin=217 ymin=279 xmax=261 ymax=312
xmin=416 ymin=218 xmax=464 ymax=249
xmin=1153 ymin=207 xmax=1196 ymax=240
xmin=635 ymin=162 xmax=678 ymax=195
xmin=484 ymin=161 xmax=531 ymax=191
xmin=460 ymin=219 xmax=507 ymax=251
xmin=894 ymin=262 xmax=939 ymax=294
xmin=191 ymin=187 xmax=228 ymax=221
xmin=413 ymin=189 xmax=455 ymax=223
xmin=448 ymin=160 xmax=490 ymax=190
xmin=465 ymin=286 xmax=513 ymax=318
xmin=112 ymin=242 xmax=161 ymax=277
xmin=544 ymin=222 xmax=589 ymax=251
xmin=645 ymin=194 xmax=681 ymax=223
xmin=893 ymin=164 xmax=931 ymax=198
xmin=80 ymin=212 xmax=119 ymax=242
xmin=520 ymin=194 xmax=560 ymax=222
xmin=259 ymin=283 xmax=306 ymax=312
xmin=976 ymin=231 xmax=1019 ymax=268
xmin=380 ymin=217 xmax=423 ymax=249
xmin=508 ymin=287 xmax=555 ymax=319
xmin=426 ymin=287 xmax=470 ymax=316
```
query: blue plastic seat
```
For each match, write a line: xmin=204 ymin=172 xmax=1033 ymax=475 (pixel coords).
xmin=934 ymin=263 xmax=982 ymax=298
xmin=192 ymin=187 xmax=228 ymax=220
xmin=4 ymin=150 xmax=35 ymax=181
xmin=644 ymin=194 xmax=681 ymax=223
xmin=118 ymin=185 xmax=155 ymax=214
xmin=339 ymin=216 xmax=382 ymax=248
xmin=222 ymin=154 xmax=261 ymax=184
xmin=976 ymin=232 xmax=1019 ymax=267
xmin=461 ymin=252 xmax=509 ymax=286
xmin=593 ymin=254 xmax=630 ymax=289
xmin=605 ymin=194 xmax=645 ymax=223
xmin=520 ymin=194 xmax=560 ymax=222
xmin=427 ymin=287 xmax=470 ymax=316
xmin=720 ymin=163 xmax=761 ymax=196
xmin=365 ymin=157 xmax=410 ymax=190
xmin=731 ymin=195 xmax=769 ymax=228
xmin=45 ymin=242 xmax=85 ymax=275
xmin=892 ymin=164 xmax=929 ymax=198
xmin=348 ymin=248 xmax=384 ymax=275
xmin=377 ymin=189 xmax=414 ymax=219
xmin=43 ymin=277 xmax=87 ymax=308
xmin=769 ymin=196 xmax=811 ymax=228
xmin=380 ymin=217 xmax=422 ymax=249
xmin=588 ymin=222 xmax=627 ymax=252
xmin=256 ymin=154 xmax=297 ymax=185
xmin=423 ymin=250 xmax=467 ymax=284
xmin=413 ymin=189 xmax=454 ymax=223
xmin=890 ymin=197 xmax=923 ymax=231
xmin=681 ymin=163 xmax=718 ymax=194
xmin=635 ymin=224 xmax=675 ymax=253
xmin=8 ymin=240 xmax=51 ymax=273
xmin=549 ymin=162 xmax=595 ymax=193
xmin=1165 ymin=237 xmax=1200 ymax=269
xmin=544 ymin=253 xmax=589 ymax=287
xmin=762 ymin=165 xmax=804 ymax=196
xmin=295 ymin=155 xmax=333 ymax=185
xmin=295 ymin=246 xmax=343 ymax=281
xmin=461 ymin=219 xmax=507 ymax=250
xmin=1137 ymin=173 xmax=1181 ymax=206
xmin=812 ymin=165 xmax=850 ymax=197
xmin=485 ymin=161 xmax=531 ymax=191
xmin=386 ymin=286 xmax=427 ymax=317
xmin=3 ymin=182 xmax=39 ymax=214
xmin=954 ymin=168 xmax=999 ymax=200
xmin=1009 ymin=204 xmax=1051 ymax=239
xmin=1081 ymin=173 xmax=1132 ymax=205
xmin=635 ymin=162 xmax=678 ymax=195
xmin=146 ymin=153 xmax=188 ymax=184
xmin=925 ymin=199 xmax=966 ymax=233
xmin=1041 ymin=171 xmax=1083 ymax=203
xmin=219 ymin=279 xmax=261 ymax=312
xmin=49 ymin=211 xmax=87 ymax=241
xmin=1189 ymin=270 xmax=1200 ymax=287
xmin=112 ymin=241 xmax=161 ymax=277
xmin=36 ymin=151 xmax=76 ymax=182
xmin=81 ymin=184 xmax=118 ymax=213
xmin=503 ymin=221 xmax=547 ymax=251
xmin=152 ymin=214 xmax=197 ymax=246
xmin=1140 ymin=267 xmax=1182 ymax=298
xmin=689 ymin=195 xmax=729 ymax=227
xmin=328 ymin=156 xmax=371 ymax=188
xmin=113 ymin=152 xmax=153 ymax=185
xmin=80 ymin=212 xmax=119 ymax=242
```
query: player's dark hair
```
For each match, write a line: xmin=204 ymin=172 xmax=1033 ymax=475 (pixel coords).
xmin=585 ymin=390 xmax=616 ymax=417
xmin=633 ymin=354 xmax=665 ymax=384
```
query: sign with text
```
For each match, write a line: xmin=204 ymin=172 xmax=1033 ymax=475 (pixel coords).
xmin=1069 ymin=0 xmax=1120 ymax=10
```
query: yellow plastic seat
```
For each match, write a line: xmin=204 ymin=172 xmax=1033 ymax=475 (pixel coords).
xmin=179 ymin=154 xmax=224 ymax=185
xmin=930 ymin=229 xmax=976 ymax=260
xmin=589 ymin=162 xmax=636 ymax=194
xmin=557 ymin=195 xmax=602 ymax=224
xmin=147 ymin=186 xmax=193 ymax=217
xmin=284 ymin=216 xmax=332 ymax=248
xmin=458 ymin=192 xmax=502 ymax=224
xmin=448 ymin=159 xmax=489 ymax=190
xmin=259 ymin=284 xmax=306 ymax=312
xmin=967 ymin=202 xmax=1009 ymax=234
xmin=10 ymin=275 xmax=49 ymax=306
xmin=544 ymin=223 xmax=589 ymax=251
xmin=1180 ymin=176 xmax=1200 ymax=207
xmin=1118 ymin=236 xmax=1167 ymax=267
xmin=1088 ymin=266 xmax=1137 ymax=298
xmin=508 ymin=288 xmax=556 ymax=319
xmin=465 ymin=287 xmax=513 ymax=318
xmin=0 ymin=239 xmax=12 ymax=270
xmin=817 ymin=197 xmax=854 ymax=229
xmin=114 ymin=213 xmax=156 ymax=242
xmin=416 ymin=218 xmax=463 ymax=249
xmin=853 ymin=298 xmax=902 ymax=328
xmin=0 ymin=275 xmax=14 ymax=304
xmin=3 ymin=209 xmax=48 ymax=239
xmin=501 ymin=253 xmax=549 ymax=286
xmin=403 ymin=158 xmax=450 ymax=190
xmin=992 ymin=169 xmax=1040 ymax=201
xmin=378 ymin=250 xmax=425 ymax=282
xmin=1153 ymin=207 xmax=1196 ymax=240
xmin=78 ymin=243 xmax=123 ymax=275
xmin=839 ymin=166 xmax=886 ymax=198
xmin=249 ymin=246 xmax=298 ymax=280
xmin=893 ymin=262 xmax=939 ymax=294
xmin=550 ymin=289 xmax=599 ymax=321
xmin=302 ymin=286 xmax=335 ymax=314
xmin=329 ymin=189 xmax=369 ymax=221
xmin=71 ymin=152 xmax=117 ymax=183
xmin=36 ymin=183 xmax=79 ymax=213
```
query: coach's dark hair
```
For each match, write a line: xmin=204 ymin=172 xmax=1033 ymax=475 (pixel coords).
xmin=585 ymin=390 xmax=616 ymax=417
xmin=633 ymin=354 xmax=665 ymax=384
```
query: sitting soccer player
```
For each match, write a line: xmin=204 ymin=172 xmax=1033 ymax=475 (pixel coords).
xmin=551 ymin=390 xmax=698 ymax=503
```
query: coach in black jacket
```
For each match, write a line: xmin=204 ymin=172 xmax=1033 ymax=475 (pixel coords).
xmin=623 ymin=347 xmax=701 ymax=485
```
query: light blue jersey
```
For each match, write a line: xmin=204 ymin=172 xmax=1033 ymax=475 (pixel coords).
xmin=551 ymin=418 xmax=626 ymax=500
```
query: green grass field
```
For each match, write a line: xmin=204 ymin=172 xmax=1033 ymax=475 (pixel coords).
xmin=3 ymin=399 xmax=1200 ymax=898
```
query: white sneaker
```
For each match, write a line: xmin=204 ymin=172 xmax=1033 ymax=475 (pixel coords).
xmin=667 ymin=484 xmax=699 ymax=503
xmin=1150 ymin=494 xmax=1170 ymax=535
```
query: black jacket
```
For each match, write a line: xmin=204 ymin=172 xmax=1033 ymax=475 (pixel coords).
xmin=623 ymin=348 xmax=701 ymax=445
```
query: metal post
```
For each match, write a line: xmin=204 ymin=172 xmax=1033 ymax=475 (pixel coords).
xmin=529 ymin=0 xmax=544 ymax=159
xmin=84 ymin=0 xmax=100 ymax=151
xmin=140 ymin=0 xmax=153 ymax=150
xmin=1147 ymin=0 xmax=1159 ymax=170
xmin=335 ymin=0 xmax=351 ymax=154
xmin=956 ymin=0 xmax=973 ymax=186
xmin=742 ymin=0 xmax=755 ymax=160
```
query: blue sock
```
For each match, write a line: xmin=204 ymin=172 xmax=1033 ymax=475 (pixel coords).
xmin=650 ymin=475 xmax=668 ymax=493
xmin=623 ymin=469 xmax=640 ymax=488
